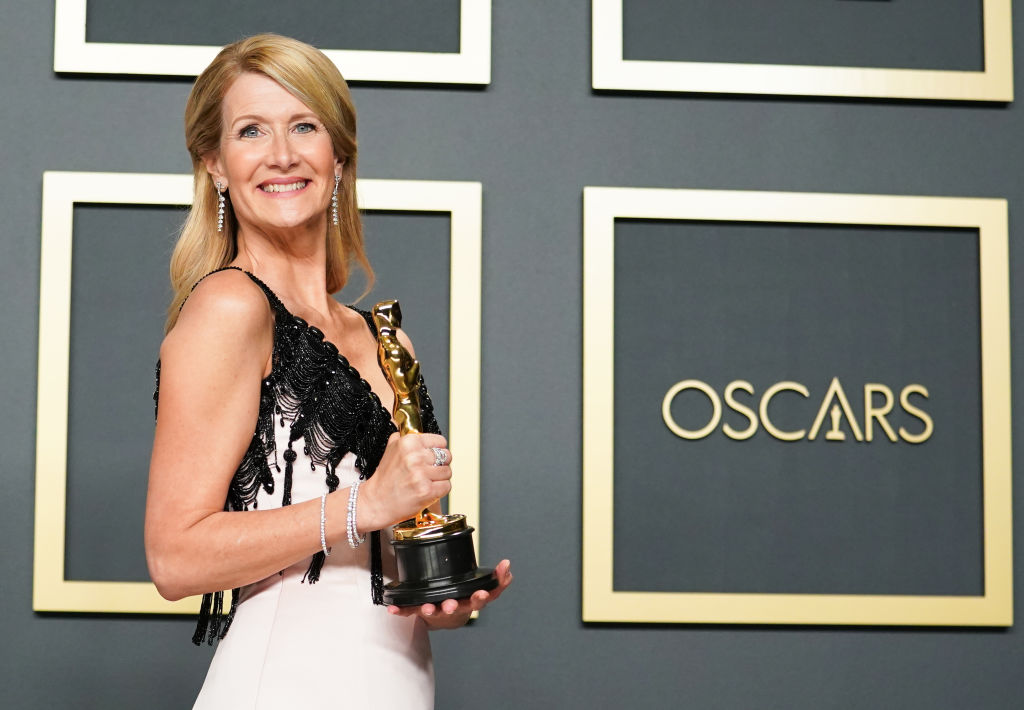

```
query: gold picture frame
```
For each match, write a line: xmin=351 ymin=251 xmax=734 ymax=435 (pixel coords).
xmin=53 ymin=0 xmax=491 ymax=84
xmin=591 ymin=0 xmax=1014 ymax=101
xmin=582 ymin=186 xmax=1012 ymax=625
xmin=34 ymin=171 xmax=483 ymax=614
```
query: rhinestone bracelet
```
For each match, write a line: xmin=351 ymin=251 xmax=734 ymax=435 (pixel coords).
xmin=319 ymin=493 xmax=331 ymax=557
xmin=347 ymin=480 xmax=365 ymax=549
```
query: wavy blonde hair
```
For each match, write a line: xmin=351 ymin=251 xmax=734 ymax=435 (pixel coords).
xmin=166 ymin=33 xmax=372 ymax=331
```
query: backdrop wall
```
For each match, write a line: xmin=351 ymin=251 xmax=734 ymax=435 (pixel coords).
xmin=2 ymin=1 xmax=1023 ymax=708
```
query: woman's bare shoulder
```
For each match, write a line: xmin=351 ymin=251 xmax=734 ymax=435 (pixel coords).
xmin=162 ymin=269 xmax=273 ymax=358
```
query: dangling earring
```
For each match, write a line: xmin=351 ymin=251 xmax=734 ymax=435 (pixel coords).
xmin=331 ymin=174 xmax=340 ymax=226
xmin=216 ymin=181 xmax=226 ymax=233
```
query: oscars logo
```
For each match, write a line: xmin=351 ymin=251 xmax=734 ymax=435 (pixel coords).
xmin=662 ymin=377 xmax=933 ymax=443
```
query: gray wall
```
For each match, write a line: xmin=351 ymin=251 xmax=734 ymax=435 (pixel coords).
xmin=2 ymin=1 xmax=1023 ymax=708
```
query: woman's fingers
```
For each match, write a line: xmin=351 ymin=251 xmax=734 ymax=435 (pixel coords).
xmin=398 ymin=432 xmax=448 ymax=452
xmin=493 ymin=559 xmax=513 ymax=598
xmin=469 ymin=590 xmax=490 ymax=612
xmin=386 ymin=602 xmax=439 ymax=617
xmin=384 ymin=561 xmax=513 ymax=626
xmin=418 ymin=433 xmax=448 ymax=450
xmin=399 ymin=436 xmax=451 ymax=476
xmin=429 ymin=464 xmax=452 ymax=481
xmin=386 ymin=603 xmax=430 ymax=617
xmin=432 ymin=479 xmax=452 ymax=500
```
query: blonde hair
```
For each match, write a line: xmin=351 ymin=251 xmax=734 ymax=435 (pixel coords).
xmin=166 ymin=33 xmax=372 ymax=331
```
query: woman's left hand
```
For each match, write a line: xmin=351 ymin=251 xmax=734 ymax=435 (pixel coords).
xmin=386 ymin=559 xmax=513 ymax=629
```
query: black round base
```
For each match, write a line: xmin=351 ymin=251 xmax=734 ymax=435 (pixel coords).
xmin=382 ymin=526 xmax=498 ymax=606
xmin=383 ymin=567 xmax=498 ymax=606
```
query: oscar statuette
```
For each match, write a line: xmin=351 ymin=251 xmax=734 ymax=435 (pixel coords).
xmin=373 ymin=300 xmax=498 ymax=606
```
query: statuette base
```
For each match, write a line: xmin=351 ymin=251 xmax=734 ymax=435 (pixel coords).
xmin=383 ymin=527 xmax=498 ymax=606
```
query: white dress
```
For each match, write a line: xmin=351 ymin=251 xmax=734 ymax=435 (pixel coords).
xmin=192 ymin=452 xmax=434 ymax=709
xmin=174 ymin=268 xmax=435 ymax=709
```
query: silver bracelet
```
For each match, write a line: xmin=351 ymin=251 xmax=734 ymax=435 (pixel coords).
xmin=319 ymin=493 xmax=331 ymax=557
xmin=347 ymin=480 xmax=365 ymax=549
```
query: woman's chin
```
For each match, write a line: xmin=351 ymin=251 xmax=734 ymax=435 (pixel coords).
xmin=246 ymin=212 xmax=326 ymax=235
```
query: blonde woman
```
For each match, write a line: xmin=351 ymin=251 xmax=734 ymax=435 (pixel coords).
xmin=145 ymin=34 xmax=511 ymax=708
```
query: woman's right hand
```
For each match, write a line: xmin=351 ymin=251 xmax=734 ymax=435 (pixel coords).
xmin=358 ymin=432 xmax=452 ymax=530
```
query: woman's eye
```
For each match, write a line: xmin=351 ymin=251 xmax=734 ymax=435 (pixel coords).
xmin=294 ymin=122 xmax=316 ymax=134
xmin=240 ymin=125 xmax=261 ymax=138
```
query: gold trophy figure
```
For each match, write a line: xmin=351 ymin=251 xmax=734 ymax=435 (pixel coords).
xmin=373 ymin=300 xmax=497 ymax=605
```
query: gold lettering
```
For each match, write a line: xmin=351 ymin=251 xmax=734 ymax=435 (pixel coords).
xmin=662 ymin=380 xmax=721 ymax=440
xmin=864 ymin=383 xmax=898 ymax=442
xmin=759 ymin=381 xmax=809 ymax=441
xmin=899 ymin=384 xmax=934 ymax=443
xmin=723 ymin=380 xmax=758 ymax=440
xmin=808 ymin=377 xmax=864 ymax=441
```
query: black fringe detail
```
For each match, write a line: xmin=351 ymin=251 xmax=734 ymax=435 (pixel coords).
xmin=222 ymin=588 xmax=239 ymax=637
xmin=370 ymin=530 xmax=384 ymax=605
xmin=282 ymin=443 xmax=295 ymax=507
xmin=302 ymin=551 xmax=326 ymax=584
xmin=192 ymin=593 xmax=213 ymax=646
xmin=326 ymin=460 xmax=340 ymax=491
xmin=226 ymin=428 xmax=275 ymax=512
xmin=191 ymin=587 xmax=240 ymax=645
xmin=208 ymin=591 xmax=224 ymax=644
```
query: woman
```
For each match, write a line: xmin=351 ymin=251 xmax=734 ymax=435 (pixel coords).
xmin=145 ymin=34 xmax=511 ymax=708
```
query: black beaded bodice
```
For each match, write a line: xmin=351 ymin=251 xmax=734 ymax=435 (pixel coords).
xmin=155 ymin=267 xmax=441 ymax=645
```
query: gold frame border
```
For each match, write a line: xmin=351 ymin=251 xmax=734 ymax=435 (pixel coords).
xmin=53 ymin=0 xmax=492 ymax=84
xmin=34 ymin=172 xmax=483 ymax=614
xmin=582 ymin=186 xmax=1013 ymax=625
xmin=591 ymin=0 xmax=1014 ymax=101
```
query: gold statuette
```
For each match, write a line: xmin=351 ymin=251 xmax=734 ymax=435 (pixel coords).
xmin=372 ymin=299 xmax=497 ymax=605
xmin=372 ymin=300 xmax=466 ymax=539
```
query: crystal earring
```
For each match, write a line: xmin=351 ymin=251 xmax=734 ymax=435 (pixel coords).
xmin=331 ymin=174 xmax=340 ymax=226
xmin=216 ymin=181 xmax=226 ymax=233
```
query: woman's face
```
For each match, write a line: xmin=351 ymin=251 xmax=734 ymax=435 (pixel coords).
xmin=206 ymin=72 xmax=341 ymax=237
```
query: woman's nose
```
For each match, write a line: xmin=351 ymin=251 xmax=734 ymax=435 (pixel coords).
xmin=269 ymin=132 xmax=298 ymax=169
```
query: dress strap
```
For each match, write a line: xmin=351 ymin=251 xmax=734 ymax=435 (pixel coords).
xmin=188 ymin=265 xmax=242 ymax=293
xmin=183 ymin=266 xmax=288 ymax=317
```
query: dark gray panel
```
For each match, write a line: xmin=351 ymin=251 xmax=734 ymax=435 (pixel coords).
xmin=623 ymin=0 xmax=983 ymax=70
xmin=65 ymin=204 xmax=182 ymax=581
xmin=85 ymin=0 xmax=461 ymax=54
xmin=613 ymin=220 xmax=983 ymax=595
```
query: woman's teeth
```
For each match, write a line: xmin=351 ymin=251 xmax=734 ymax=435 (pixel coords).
xmin=261 ymin=180 xmax=308 ymax=193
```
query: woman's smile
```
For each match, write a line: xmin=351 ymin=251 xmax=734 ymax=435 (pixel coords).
xmin=259 ymin=178 xmax=310 ymax=195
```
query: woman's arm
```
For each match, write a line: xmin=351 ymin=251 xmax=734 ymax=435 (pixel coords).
xmin=145 ymin=271 xmax=449 ymax=600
